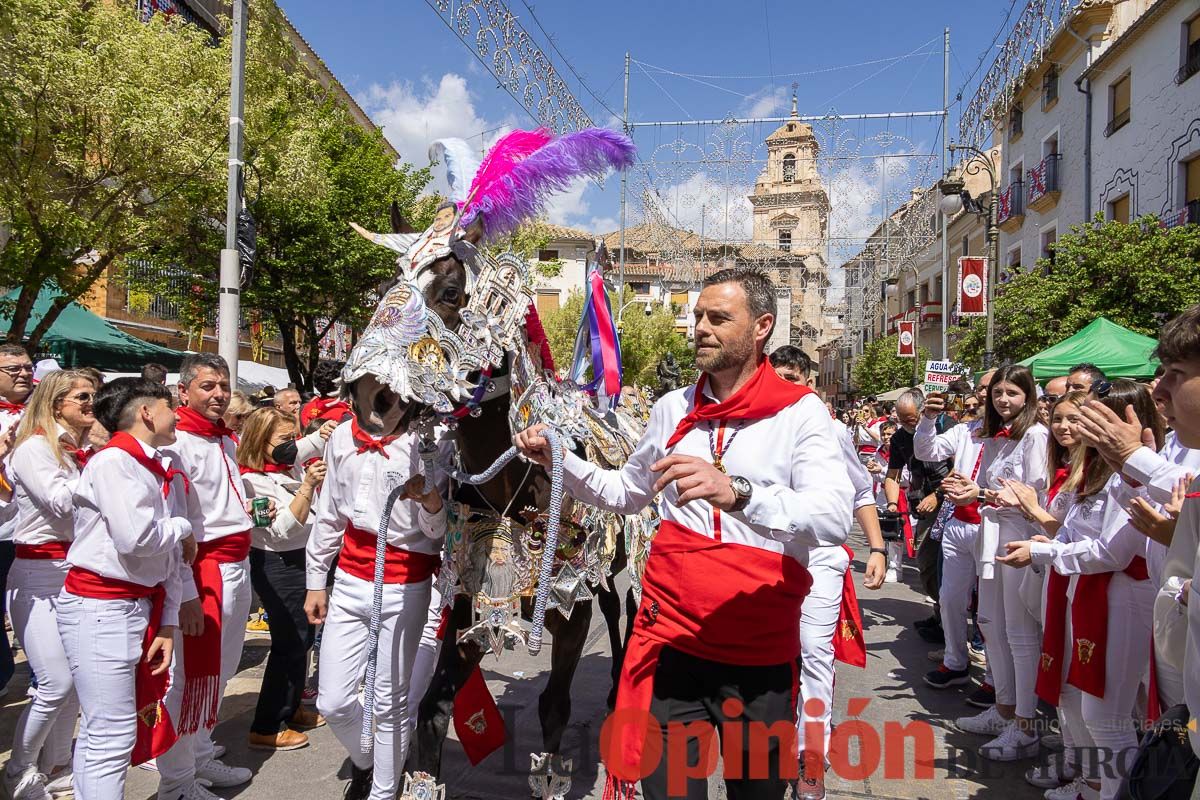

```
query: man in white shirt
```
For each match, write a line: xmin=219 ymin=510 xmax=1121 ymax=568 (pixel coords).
xmin=516 ymin=269 xmax=854 ymax=800
xmin=0 ymin=343 xmax=33 ymax=697
xmin=1115 ymin=305 xmax=1200 ymax=773
xmin=156 ymin=354 xmax=260 ymax=800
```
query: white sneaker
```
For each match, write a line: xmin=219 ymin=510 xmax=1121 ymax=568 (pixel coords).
xmin=954 ymin=705 xmax=1008 ymax=736
xmin=885 ymin=568 xmax=899 ymax=583
xmin=211 ymin=744 xmax=226 ymax=760
xmin=179 ymin=781 xmax=221 ymax=800
xmin=136 ymin=758 xmax=158 ymax=773
xmin=1025 ymin=753 xmax=1076 ymax=789
xmin=195 ymin=759 xmax=251 ymax=788
xmin=3 ymin=767 xmax=52 ymax=800
xmin=42 ymin=769 xmax=73 ymax=798
xmin=980 ymin=721 xmax=1039 ymax=761
xmin=1045 ymin=777 xmax=1099 ymax=800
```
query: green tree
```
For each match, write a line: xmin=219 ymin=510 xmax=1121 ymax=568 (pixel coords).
xmin=540 ymin=288 xmax=694 ymax=387
xmin=955 ymin=215 xmax=1200 ymax=366
xmin=0 ymin=0 xmax=228 ymax=347
xmin=852 ymin=334 xmax=930 ymax=395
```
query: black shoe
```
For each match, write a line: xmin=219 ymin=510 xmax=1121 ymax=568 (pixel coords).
xmin=966 ymin=682 xmax=996 ymax=709
xmin=913 ymin=614 xmax=940 ymax=630
xmin=924 ymin=665 xmax=971 ymax=689
xmin=344 ymin=765 xmax=373 ymax=800
xmin=917 ymin=624 xmax=945 ymax=644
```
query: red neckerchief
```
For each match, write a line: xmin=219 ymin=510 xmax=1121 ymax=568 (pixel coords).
xmin=351 ymin=417 xmax=396 ymax=457
xmin=103 ymin=431 xmax=189 ymax=498
xmin=1047 ymin=466 xmax=1070 ymax=502
xmin=175 ymin=406 xmax=236 ymax=440
xmin=665 ymin=359 xmax=811 ymax=449
xmin=301 ymin=396 xmax=352 ymax=426
xmin=237 ymin=462 xmax=292 ymax=475
xmin=35 ymin=426 xmax=92 ymax=470
xmin=0 ymin=400 xmax=26 ymax=414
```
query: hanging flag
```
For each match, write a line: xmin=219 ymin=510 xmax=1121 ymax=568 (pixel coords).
xmin=453 ymin=665 xmax=506 ymax=765
xmin=897 ymin=320 xmax=917 ymax=357
xmin=958 ymin=257 xmax=988 ymax=317
xmin=569 ymin=244 xmax=622 ymax=407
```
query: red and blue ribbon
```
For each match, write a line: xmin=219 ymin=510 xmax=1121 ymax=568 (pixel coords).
xmin=570 ymin=261 xmax=623 ymax=406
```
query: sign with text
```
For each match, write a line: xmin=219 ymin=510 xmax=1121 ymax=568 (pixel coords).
xmin=923 ymin=360 xmax=970 ymax=394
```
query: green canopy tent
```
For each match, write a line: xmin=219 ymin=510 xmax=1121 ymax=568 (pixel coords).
xmin=1017 ymin=317 xmax=1159 ymax=381
xmin=0 ymin=286 xmax=185 ymax=371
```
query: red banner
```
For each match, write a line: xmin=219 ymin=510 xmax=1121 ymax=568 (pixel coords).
xmin=897 ymin=320 xmax=917 ymax=357
xmin=958 ymin=257 xmax=988 ymax=317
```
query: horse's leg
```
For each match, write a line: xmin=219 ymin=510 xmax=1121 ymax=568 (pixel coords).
xmin=537 ymin=601 xmax=594 ymax=756
xmin=408 ymin=597 xmax=483 ymax=778
xmin=595 ymin=582 xmax=624 ymax=710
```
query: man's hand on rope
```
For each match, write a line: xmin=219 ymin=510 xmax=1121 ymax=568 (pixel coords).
xmin=514 ymin=423 xmax=554 ymax=469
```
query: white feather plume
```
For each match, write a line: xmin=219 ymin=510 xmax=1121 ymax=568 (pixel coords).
xmin=428 ymin=139 xmax=480 ymax=205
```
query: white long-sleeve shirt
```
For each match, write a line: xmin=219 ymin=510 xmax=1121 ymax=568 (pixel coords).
xmin=832 ymin=419 xmax=877 ymax=510
xmin=914 ymin=415 xmax=984 ymax=477
xmin=0 ymin=404 xmax=26 ymax=541
xmin=975 ymin=424 xmax=1049 ymax=575
xmin=1153 ymin=475 xmax=1200 ymax=756
xmin=242 ymin=470 xmax=311 ymax=552
xmin=1122 ymin=433 xmax=1200 ymax=507
xmin=9 ymin=424 xmax=81 ymax=545
xmin=68 ymin=437 xmax=198 ymax=625
xmin=1030 ymin=473 xmax=1148 ymax=575
xmin=305 ymin=423 xmax=447 ymax=590
xmin=162 ymin=427 xmax=251 ymax=543
xmin=561 ymin=385 xmax=853 ymax=564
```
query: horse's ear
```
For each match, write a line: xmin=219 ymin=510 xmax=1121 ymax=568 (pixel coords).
xmin=461 ymin=213 xmax=486 ymax=245
xmin=390 ymin=201 xmax=416 ymax=234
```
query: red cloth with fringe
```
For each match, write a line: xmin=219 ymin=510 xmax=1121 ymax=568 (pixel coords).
xmin=833 ymin=546 xmax=867 ymax=667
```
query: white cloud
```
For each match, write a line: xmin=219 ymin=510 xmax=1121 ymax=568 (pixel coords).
xmin=651 ymin=171 xmax=754 ymax=241
xmin=359 ymin=73 xmax=514 ymax=197
xmin=739 ymin=85 xmax=789 ymax=119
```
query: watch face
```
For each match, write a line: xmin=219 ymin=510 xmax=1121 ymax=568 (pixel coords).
xmin=732 ymin=476 xmax=751 ymax=495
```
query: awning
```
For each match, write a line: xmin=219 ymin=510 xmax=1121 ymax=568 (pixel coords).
xmin=1017 ymin=317 xmax=1159 ymax=381
xmin=0 ymin=285 xmax=185 ymax=371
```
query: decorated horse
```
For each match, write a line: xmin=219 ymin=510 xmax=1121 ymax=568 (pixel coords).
xmin=340 ymin=127 xmax=655 ymax=799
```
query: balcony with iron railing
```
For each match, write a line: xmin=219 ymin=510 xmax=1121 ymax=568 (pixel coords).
xmin=997 ymin=180 xmax=1025 ymax=231
xmin=1161 ymin=199 xmax=1200 ymax=229
xmin=1027 ymin=154 xmax=1062 ymax=212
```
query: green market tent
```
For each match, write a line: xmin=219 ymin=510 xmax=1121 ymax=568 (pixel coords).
xmin=0 ymin=286 xmax=185 ymax=372
xmin=1017 ymin=317 xmax=1159 ymax=380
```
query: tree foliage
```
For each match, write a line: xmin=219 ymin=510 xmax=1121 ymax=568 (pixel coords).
xmin=540 ymin=288 xmax=694 ymax=387
xmin=852 ymin=334 xmax=930 ymax=395
xmin=0 ymin=0 xmax=228 ymax=347
xmin=955 ymin=216 xmax=1200 ymax=367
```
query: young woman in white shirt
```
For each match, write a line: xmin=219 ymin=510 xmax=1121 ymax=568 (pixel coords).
xmin=237 ymin=408 xmax=327 ymax=752
xmin=943 ymin=364 xmax=1049 ymax=762
xmin=3 ymin=370 xmax=98 ymax=800
xmin=1000 ymin=381 xmax=1165 ymax=800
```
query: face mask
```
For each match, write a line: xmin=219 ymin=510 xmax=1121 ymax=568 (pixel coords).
xmin=271 ymin=439 xmax=299 ymax=467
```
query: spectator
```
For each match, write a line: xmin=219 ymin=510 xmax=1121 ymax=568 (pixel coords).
xmin=273 ymin=388 xmax=302 ymax=427
xmin=225 ymin=391 xmax=256 ymax=435
xmin=75 ymin=366 xmax=104 ymax=389
xmin=141 ymin=362 xmax=169 ymax=384
xmin=0 ymin=343 xmax=33 ymax=696
xmin=1065 ymin=362 xmax=1106 ymax=393
xmin=1037 ymin=375 xmax=1070 ymax=426
xmin=299 ymin=361 xmax=351 ymax=428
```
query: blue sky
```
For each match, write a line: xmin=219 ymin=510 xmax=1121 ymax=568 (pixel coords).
xmin=278 ymin=1 xmax=1017 ymax=245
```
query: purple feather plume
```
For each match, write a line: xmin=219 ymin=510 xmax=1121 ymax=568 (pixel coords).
xmin=461 ymin=128 xmax=636 ymax=242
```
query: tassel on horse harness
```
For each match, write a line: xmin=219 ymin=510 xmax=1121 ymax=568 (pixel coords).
xmin=358 ymin=430 xmax=567 ymax=752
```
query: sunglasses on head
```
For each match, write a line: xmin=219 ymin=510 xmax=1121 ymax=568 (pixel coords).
xmin=1091 ymin=380 xmax=1113 ymax=398
xmin=1042 ymin=393 xmax=1060 ymax=404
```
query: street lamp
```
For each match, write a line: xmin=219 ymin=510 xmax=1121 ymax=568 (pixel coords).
xmin=615 ymin=297 xmax=654 ymax=332
xmin=940 ymin=143 xmax=1000 ymax=368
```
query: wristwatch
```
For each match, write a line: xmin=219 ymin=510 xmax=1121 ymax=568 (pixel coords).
xmin=869 ymin=547 xmax=888 ymax=556
xmin=729 ymin=475 xmax=753 ymax=512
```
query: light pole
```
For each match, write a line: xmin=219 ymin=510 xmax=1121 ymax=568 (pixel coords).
xmin=939 ymin=143 xmax=1000 ymax=368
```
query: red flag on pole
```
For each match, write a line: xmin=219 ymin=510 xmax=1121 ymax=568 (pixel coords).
xmin=958 ymin=257 xmax=988 ymax=317
xmin=453 ymin=665 xmax=506 ymax=765
xmin=897 ymin=320 xmax=917 ymax=357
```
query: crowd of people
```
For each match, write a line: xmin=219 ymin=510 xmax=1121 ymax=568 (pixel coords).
xmin=0 ymin=265 xmax=1198 ymax=800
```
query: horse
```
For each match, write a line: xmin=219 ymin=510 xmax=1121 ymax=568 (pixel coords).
xmin=346 ymin=204 xmax=635 ymax=797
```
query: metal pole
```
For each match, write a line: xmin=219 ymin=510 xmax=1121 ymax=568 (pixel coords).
xmin=617 ymin=51 xmax=629 ymax=329
xmin=984 ymin=182 xmax=999 ymax=368
xmin=218 ymin=0 xmax=248 ymax=386
xmin=941 ymin=27 xmax=950 ymax=360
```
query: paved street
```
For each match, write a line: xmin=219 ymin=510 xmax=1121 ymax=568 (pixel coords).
xmin=0 ymin=529 xmax=1050 ymax=799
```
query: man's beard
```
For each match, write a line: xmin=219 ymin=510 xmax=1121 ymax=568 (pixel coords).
xmin=694 ymin=330 xmax=754 ymax=373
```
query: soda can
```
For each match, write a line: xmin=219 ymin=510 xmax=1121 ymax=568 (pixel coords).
xmin=251 ymin=496 xmax=272 ymax=527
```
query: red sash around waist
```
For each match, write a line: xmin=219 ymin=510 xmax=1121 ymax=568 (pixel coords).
xmin=1038 ymin=555 xmax=1149 ymax=702
xmin=337 ymin=525 xmax=441 ymax=584
xmin=179 ymin=530 xmax=251 ymax=737
xmin=64 ymin=567 xmax=176 ymax=764
xmin=602 ymin=519 xmax=813 ymax=789
xmin=16 ymin=541 xmax=70 ymax=560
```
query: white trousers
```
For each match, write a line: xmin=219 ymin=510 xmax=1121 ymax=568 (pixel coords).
xmin=797 ymin=545 xmax=848 ymax=760
xmin=57 ymin=591 xmax=150 ymax=800
xmin=978 ymin=556 xmax=1041 ymax=718
xmin=938 ymin=519 xmax=979 ymax=671
xmin=406 ymin=581 xmax=444 ymax=739
xmin=316 ymin=571 xmax=431 ymax=800
xmin=1054 ymin=574 xmax=1153 ymax=800
xmin=157 ymin=559 xmax=251 ymax=798
xmin=7 ymin=558 xmax=77 ymax=773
